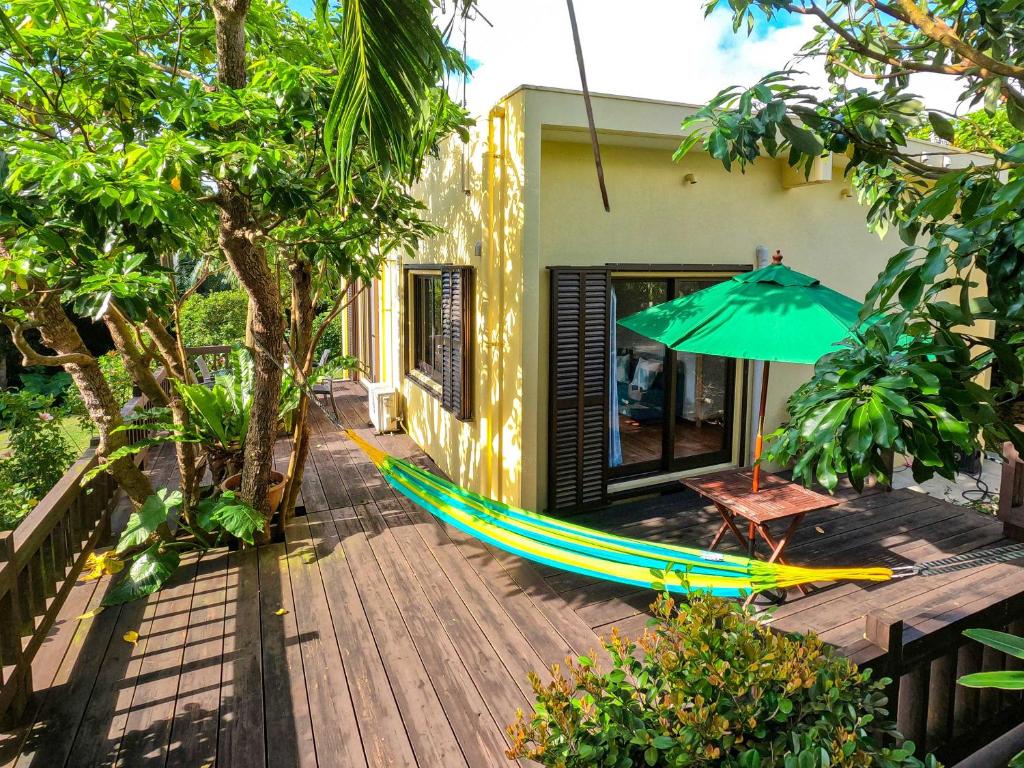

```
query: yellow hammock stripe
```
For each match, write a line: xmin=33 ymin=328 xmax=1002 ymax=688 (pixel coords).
xmin=347 ymin=431 xmax=892 ymax=597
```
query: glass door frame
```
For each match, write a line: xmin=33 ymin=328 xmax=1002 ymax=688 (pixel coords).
xmin=607 ymin=271 xmax=741 ymax=481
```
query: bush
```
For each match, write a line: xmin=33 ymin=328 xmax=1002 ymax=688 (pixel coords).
xmin=508 ymin=594 xmax=936 ymax=768
xmin=178 ymin=289 xmax=249 ymax=347
xmin=0 ymin=391 xmax=77 ymax=530
xmin=312 ymin=309 xmax=344 ymax=362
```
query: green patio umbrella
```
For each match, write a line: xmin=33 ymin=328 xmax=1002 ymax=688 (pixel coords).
xmin=618 ymin=251 xmax=862 ymax=492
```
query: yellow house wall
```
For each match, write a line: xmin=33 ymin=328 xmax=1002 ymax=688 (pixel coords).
xmin=391 ymin=91 xmax=527 ymax=505
xmin=391 ymin=85 xmax=994 ymax=512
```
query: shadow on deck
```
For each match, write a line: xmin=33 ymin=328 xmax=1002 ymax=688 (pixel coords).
xmin=2 ymin=381 xmax=1022 ymax=766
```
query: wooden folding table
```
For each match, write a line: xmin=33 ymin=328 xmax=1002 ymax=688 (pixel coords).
xmin=681 ymin=468 xmax=840 ymax=602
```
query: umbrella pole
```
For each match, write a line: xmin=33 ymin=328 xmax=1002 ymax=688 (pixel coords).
xmin=752 ymin=361 xmax=770 ymax=493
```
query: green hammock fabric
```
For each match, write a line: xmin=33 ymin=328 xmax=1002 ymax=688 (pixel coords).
xmin=348 ymin=431 xmax=893 ymax=598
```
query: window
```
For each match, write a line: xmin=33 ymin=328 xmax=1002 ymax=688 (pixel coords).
xmin=412 ymin=274 xmax=444 ymax=384
xmin=407 ymin=267 xmax=473 ymax=419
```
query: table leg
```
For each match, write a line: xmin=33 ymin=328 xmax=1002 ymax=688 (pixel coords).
xmin=711 ymin=503 xmax=749 ymax=551
xmin=757 ymin=514 xmax=809 ymax=595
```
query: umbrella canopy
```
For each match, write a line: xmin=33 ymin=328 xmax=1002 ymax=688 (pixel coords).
xmin=617 ymin=258 xmax=862 ymax=365
xmin=617 ymin=251 xmax=863 ymax=492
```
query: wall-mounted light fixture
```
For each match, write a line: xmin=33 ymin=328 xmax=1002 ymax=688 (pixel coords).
xmin=840 ymin=188 xmax=853 ymax=199
xmin=682 ymin=173 xmax=698 ymax=185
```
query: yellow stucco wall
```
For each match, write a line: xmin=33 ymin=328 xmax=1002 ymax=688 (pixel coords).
xmin=385 ymin=85 xmax=993 ymax=512
xmin=391 ymin=91 xmax=527 ymax=506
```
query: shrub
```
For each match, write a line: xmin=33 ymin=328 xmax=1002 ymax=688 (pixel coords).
xmin=178 ymin=289 xmax=249 ymax=347
xmin=508 ymin=594 xmax=936 ymax=768
xmin=0 ymin=391 xmax=77 ymax=529
xmin=312 ymin=309 xmax=344 ymax=362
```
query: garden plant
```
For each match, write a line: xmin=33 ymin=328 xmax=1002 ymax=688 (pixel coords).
xmin=679 ymin=0 xmax=1024 ymax=491
xmin=509 ymin=593 xmax=936 ymax=768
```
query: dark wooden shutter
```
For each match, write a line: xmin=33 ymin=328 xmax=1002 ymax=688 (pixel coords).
xmin=441 ymin=267 xmax=473 ymax=420
xmin=548 ymin=269 xmax=609 ymax=513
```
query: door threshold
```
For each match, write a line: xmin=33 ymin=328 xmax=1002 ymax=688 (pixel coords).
xmin=607 ymin=462 xmax=738 ymax=494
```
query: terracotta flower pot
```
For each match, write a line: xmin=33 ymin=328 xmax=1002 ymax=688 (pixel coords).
xmin=221 ymin=470 xmax=289 ymax=515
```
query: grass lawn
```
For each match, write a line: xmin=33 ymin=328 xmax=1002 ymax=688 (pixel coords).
xmin=0 ymin=417 xmax=95 ymax=454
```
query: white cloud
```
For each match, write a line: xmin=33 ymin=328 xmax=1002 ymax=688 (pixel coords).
xmin=454 ymin=1 xmax=962 ymax=118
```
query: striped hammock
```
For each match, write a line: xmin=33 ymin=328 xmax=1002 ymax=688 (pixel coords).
xmin=347 ymin=431 xmax=893 ymax=598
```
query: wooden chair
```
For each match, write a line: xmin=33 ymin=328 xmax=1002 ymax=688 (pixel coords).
xmin=194 ymin=355 xmax=215 ymax=387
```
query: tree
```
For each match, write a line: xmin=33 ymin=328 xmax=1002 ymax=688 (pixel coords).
xmin=1 ymin=0 xmax=464 ymax=503
xmin=677 ymin=0 xmax=1024 ymax=491
xmin=0 ymin=0 xmax=468 ymax=597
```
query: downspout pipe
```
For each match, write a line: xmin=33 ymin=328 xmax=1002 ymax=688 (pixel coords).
xmin=487 ymin=105 xmax=506 ymax=501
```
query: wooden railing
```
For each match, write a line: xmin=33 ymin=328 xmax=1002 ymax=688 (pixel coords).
xmin=865 ymin=600 xmax=1024 ymax=764
xmin=999 ymin=436 xmax=1024 ymax=541
xmin=0 ymin=367 xmax=173 ymax=726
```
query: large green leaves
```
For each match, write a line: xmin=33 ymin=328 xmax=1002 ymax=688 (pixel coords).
xmin=116 ymin=489 xmax=182 ymax=554
xmin=195 ymin=491 xmax=264 ymax=545
xmin=319 ymin=0 xmax=465 ymax=199
xmin=102 ymin=545 xmax=180 ymax=606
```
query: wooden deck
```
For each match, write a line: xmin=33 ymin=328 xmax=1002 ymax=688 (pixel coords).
xmin=1 ymin=381 xmax=1022 ymax=766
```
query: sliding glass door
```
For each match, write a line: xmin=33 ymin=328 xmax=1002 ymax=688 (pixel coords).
xmin=609 ymin=276 xmax=735 ymax=479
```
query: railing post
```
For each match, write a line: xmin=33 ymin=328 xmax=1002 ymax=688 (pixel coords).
xmin=865 ymin=611 xmax=904 ymax=723
xmin=998 ymin=437 xmax=1024 ymax=541
xmin=0 ymin=532 xmax=32 ymax=727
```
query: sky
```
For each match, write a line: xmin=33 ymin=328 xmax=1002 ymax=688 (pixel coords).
xmin=289 ymin=1 xmax=962 ymax=118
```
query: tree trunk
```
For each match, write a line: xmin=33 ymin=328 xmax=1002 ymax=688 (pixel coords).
xmin=213 ymin=0 xmax=285 ymax=535
xmin=281 ymin=259 xmax=315 ymax=521
xmin=107 ymin=309 xmax=200 ymax=519
xmin=23 ymin=297 xmax=154 ymax=507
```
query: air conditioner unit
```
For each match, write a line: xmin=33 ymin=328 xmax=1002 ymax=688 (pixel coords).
xmin=366 ymin=382 xmax=399 ymax=433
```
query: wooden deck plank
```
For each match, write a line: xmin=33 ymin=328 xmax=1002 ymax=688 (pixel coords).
xmin=9 ymin=382 xmax=1024 ymax=768
xmin=283 ymin=516 xmax=368 ymax=768
xmin=296 ymin=508 xmax=419 ymax=768
xmin=325 ymin=503 xmax=514 ymax=768
xmin=64 ymin=574 xmax=165 ymax=766
xmin=165 ymin=550 xmax=230 ymax=768
xmin=256 ymin=543 xmax=317 ymax=768
xmin=316 ymin=508 xmax=468 ymax=768
xmin=114 ymin=554 xmax=201 ymax=766
xmin=5 ymin=574 xmax=112 ymax=768
xmin=216 ymin=549 xmax=266 ymax=768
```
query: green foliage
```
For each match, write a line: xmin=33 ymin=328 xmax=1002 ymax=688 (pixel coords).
xmin=103 ymin=544 xmax=181 ymax=606
xmin=178 ymin=289 xmax=250 ymax=348
xmin=678 ymin=0 xmax=1024 ymax=488
xmin=957 ymin=629 xmax=1024 ymax=765
xmin=765 ymin=316 xmax=1004 ymax=492
xmin=509 ymin=594 xmax=934 ymax=768
xmin=19 ymin=368 xmax=72 ymax=399
xmin=0 ymin=390 xmax=76 ymax=529
xmin=103 ymin=486 xmax=262 ymax=605
xmin=911 ymin=109 xmax=1024 ymax=154
xmin=312 ymin=309 xmax=344 ymax=361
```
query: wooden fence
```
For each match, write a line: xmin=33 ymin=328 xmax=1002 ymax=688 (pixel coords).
xmin=865 ymin=596 xmax=1024 ymax=762
xmin=0 ymin=363 xmax=184 ymax=726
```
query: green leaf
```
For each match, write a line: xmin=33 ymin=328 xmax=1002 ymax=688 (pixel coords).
xmin=116 ymin=489 xmax=181 ymax=554
xmin=958 ymin=670 xmax=1024 ymax=690
xmin=102 ymin=545 xmax=180 ymax=606
xmin=209 ymin=492 xmax=265 ymax=545
xmin=779 ymin=119 xmax=823 ymax=158
xmin=651 ymin=735 xmax=675 ymax=749
xmin=644 ymin=746 xmax=658 ymax=766
xmin=964 ymin=628 xmax=1024 ymax=660
xmin=928 ymin=112 xmax=955 ymax=142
